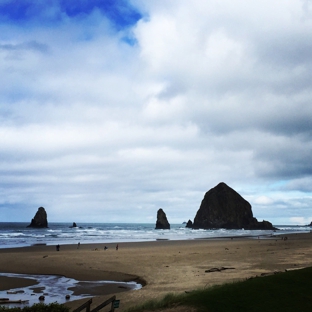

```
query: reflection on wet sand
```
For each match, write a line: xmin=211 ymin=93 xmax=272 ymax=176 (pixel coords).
xmin=0 ymin=273 xmax=141 ymax=308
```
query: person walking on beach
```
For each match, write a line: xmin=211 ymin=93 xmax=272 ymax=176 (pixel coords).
xmin=77 ymin=242 xmax=80 ymax=249
xmin=116 ymin=244 xmax=118 ymax=250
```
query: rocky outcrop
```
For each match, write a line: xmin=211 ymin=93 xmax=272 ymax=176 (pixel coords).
xmin=186 ymin=219 xmax=193 ymax=228
xmin=190 ymin=182 xmax=276 ymax=230
xmin=155 ymin=208 xmax=170 ymax=229
xmin=27 ymin=207 xmax=48 ymax=228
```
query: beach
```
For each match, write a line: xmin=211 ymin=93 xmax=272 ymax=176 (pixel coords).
xmin=1 ymin=232 xmax=312 ymax=311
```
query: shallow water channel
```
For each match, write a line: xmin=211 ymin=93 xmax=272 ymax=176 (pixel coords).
xmin=0 ymin=273 xmax=141 ymax=307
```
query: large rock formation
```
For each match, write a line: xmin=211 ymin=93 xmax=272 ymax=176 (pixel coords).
xmin=155 ymin=208 xmax=170 ymax=229
xmin=188 ymin=182 xmax=276 ymax=230
xmin=27 ymin=207 xmax=48 ymax=228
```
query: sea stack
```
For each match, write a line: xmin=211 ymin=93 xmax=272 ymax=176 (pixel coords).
xmin=155 ymin=208 xmax=170 ymax=229
xmin=188 ymin=182 xmax=276 ymax=230
xmin=27 ymin=207 xmax=48 ymax=228
xmin=186 ymin=220 xmax=193 ymax=228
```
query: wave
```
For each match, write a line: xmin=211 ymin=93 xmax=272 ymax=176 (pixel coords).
xmin=0 ymin=222 xmax=309 ymax=249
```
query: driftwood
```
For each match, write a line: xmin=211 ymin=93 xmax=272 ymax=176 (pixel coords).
xmin=6 ymin=290 xmax=24 ymax=294
xmin=205 ymin=267 xmax=235 ymax=273
xmin=0 ymin=299 xmax=29 ymax=304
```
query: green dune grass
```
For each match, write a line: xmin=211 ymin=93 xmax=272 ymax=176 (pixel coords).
xmin=125 ymin=266 xmax=312 ymax=312
xmin=0 ymin=303 xmax=69 ymax=312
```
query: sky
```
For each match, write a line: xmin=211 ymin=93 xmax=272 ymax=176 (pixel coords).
xmin=0 ymin=0 xmax=311 ymax=225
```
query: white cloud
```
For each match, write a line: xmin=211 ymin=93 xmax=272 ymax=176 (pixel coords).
xmin=0 ymin=0 xmax=311 ymax=224
xmin=254 ymin=196 xmax=274 ymax=205
xmin=290 ymin=217 xmax=310 ymax=225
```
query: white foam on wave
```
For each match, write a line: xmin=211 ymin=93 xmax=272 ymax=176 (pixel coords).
xmin=0 ymin=222 xmax=309 ymax=248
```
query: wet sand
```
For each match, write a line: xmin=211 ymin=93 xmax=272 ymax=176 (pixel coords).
xmin=0 ymin=232 xmax=312 ymax=311
xmin=0 ymin=276 xmax=38 ymax=291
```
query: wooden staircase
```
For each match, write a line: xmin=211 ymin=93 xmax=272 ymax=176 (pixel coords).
xmin=73 ymin=295 xmax=120 ymax=312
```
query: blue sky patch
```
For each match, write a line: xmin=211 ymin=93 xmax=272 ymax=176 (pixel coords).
xmin=0 ymin=0 xmax=142 ymax=29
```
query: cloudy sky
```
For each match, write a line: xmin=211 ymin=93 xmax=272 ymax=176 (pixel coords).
xmin=1 ymin=0 xmax=311 ymax=225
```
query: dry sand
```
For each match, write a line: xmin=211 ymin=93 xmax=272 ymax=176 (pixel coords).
xmin=1 ymin=232 xmax=312 ymax=311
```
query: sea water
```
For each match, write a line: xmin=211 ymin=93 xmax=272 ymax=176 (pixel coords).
xmin=0 ymin=222 xmax=309 ymax=249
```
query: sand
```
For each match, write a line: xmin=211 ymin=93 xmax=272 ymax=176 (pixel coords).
xmin=1 ymin=232 xmax=312 ymax=311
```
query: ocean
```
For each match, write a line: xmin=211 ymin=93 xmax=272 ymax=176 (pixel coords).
xmin=0 ymin=222 xmax=310 ymax=249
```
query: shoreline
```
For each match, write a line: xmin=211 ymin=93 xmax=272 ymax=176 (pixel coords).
xmin=0 ymin=230 xmax=308 ymax=251
xmin=1 ymin=233 xmax=312 ymax=310
xmin=1 ymin=222 xmax=310 ymax=251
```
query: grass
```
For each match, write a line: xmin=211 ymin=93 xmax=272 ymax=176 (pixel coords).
xmin=125 ymin=267 xmax=312 ymax=312
xmin=0 ymin=303 xmax=69 ymax=312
